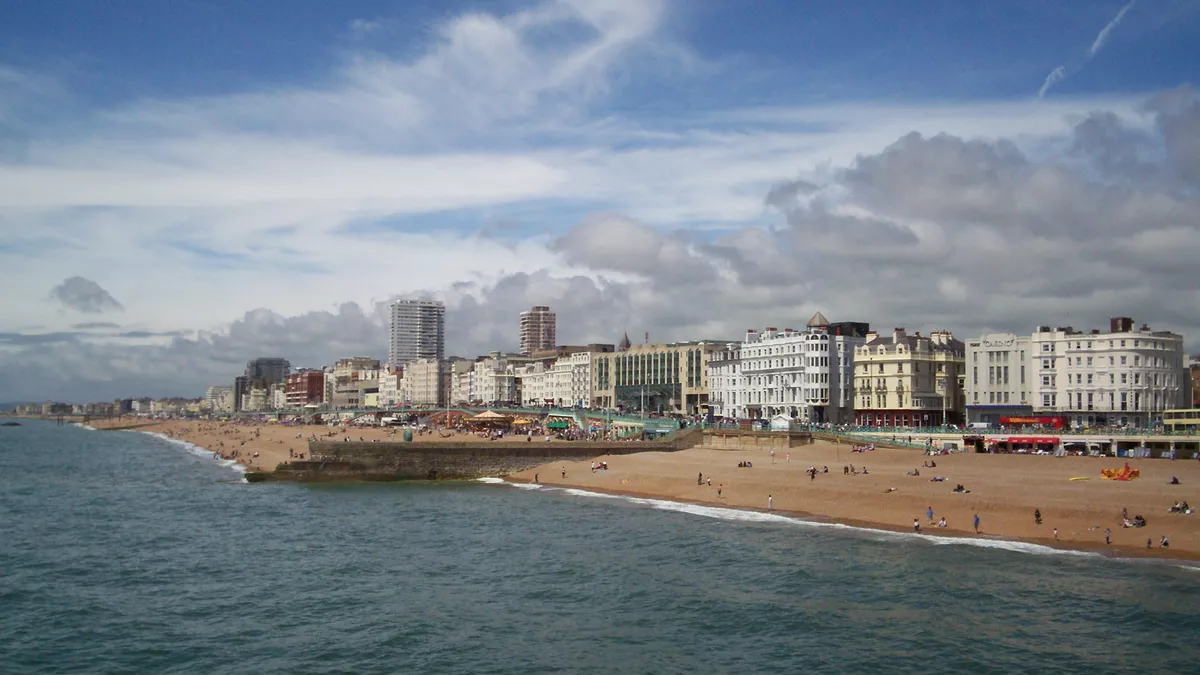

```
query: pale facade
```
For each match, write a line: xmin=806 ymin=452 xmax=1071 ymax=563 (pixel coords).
xmin=451 ymin=364 xmax=476 ymax=405
xmin=853 ymin=328 xmax=966 ymax=427
xmin=378 ymin=369 xmax=400 ymax=407
xmin=1029 ymin=318 xmax=1187 ymax=428
xmin=708 ymin=316 xmax=866 ymax=424
xmin=402 ymin=358 xmax=447 ymax=407
xmin=389 ymin=300 xmax=445 ymax=367
xmin=474 ymin=354 xmax=518 ymax=404
xmin=592 ymin=339 xmax=726 ymax=414
xmin=964 ymin=333 xmax=1033 ymax=424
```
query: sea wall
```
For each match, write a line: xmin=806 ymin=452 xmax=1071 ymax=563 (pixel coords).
xmin=250 ymin=427 xmax=810 ymax=482
xmin=257 ymin=430 xmax=703 ymax=482
xmin=700 ymin=430 xmax=814 ymax=450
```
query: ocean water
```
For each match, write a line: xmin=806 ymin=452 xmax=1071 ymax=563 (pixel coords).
xmin=2 ymin=421 xmax=1199 ymax=674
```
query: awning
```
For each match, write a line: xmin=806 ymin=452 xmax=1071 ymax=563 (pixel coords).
xmin=1008 ymin=436 xmax=1060 ymax=444
xmin=547 ymin=421 xmax=569 ymax=429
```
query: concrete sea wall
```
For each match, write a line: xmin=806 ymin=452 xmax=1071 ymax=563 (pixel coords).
xmin=250 ymin=428 xmax=811 ymax=482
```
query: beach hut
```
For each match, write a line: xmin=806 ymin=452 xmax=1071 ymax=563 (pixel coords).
xmin=769 ymin=414 xmax=794 ymax=432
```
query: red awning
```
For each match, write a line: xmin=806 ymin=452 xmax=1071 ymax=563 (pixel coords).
xmin=1008 ymin=436 xmax=1060 ymax=444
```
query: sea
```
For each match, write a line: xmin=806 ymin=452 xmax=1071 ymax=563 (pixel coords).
xmin=2 ymin=420 xmax=1199 ymax=674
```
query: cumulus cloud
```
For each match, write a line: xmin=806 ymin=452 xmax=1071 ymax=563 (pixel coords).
xmin=48 ymin=277 xmax=124 ymax=314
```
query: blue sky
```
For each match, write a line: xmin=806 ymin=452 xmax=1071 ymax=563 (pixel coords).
xmin=1 ymin=0 xmax=1198 ymax=401
xmin=5 ymin=0 xmax=1197 ymax=106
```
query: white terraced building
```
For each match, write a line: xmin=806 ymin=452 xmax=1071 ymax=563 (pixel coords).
xmin=966 ymin=317 xmax=1189 ymax=428
xmin=707 ymin=313 xmax=868 ymax=424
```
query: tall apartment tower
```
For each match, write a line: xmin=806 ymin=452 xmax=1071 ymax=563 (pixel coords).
xmin=519 ymin=306 xmax=556 ymax=355
xmin=389 ymin=300 xmax=446 ymax=367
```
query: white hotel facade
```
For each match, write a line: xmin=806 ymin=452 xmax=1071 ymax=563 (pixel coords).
xmin=707 ymin=313 xmax=867 ymax=424
xmin=966 ymin=317 xmax=1188 ymax=428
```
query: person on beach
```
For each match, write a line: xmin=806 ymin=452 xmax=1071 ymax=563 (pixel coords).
xmin=1161 ymin=536 xmax=1170 ymax=548
xmin=561 ymin=467 xmax=566 ymax=479
xmin=771 ymin=450 xmax=775 ymax=464
xmin=927 ymin=506 xmax=934 ymax=524
xmin=535 ymin=473 xmax=539 ymax=484
xmin=717 ymin=484 xmax=722 ymax=497
xmin=1147 ymin=538 xmax=1153 ymax=549
xmin=938 ymin=517 xmax=947 ymax=528
xmin=913 ymin=519 xmax=921 ymax=533
xmin=1034 ymin=509 xmax=1042 ymax=525
xmin=1053 ymin=528 xmax=1059 ymax=541
xmin=768 ymin=495 xmax=773 ymax=510
xmin=1105 ymin=528 xmax=1111 ymax=545
xmin=974 ymin=514 xmax=980 ymax=534
xmin=698 ymin=472 xmax=703 ymax=485
xmin=707 ymin=477 xmax=712 ymax=486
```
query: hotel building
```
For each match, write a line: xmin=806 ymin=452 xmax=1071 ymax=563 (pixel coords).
xmin=708 ymin=313 xmax=869 ymax=424
xmin=852 ymin=328 xmax=966 ymax=427
xmin=592 ymin=335 xmax=727 ymax=414
xmin=966 ymin=317 xmax=1188 ymax=428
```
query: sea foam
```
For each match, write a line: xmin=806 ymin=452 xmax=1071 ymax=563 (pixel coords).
xmin=486 ymin=481 xmax=1108 ymax=560
xmin=142 ymin=432 xmax=248 ymax=482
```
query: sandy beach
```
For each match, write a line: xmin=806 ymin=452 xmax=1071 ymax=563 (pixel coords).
xmin=511 ymin=440 xmax=1200 ymax=561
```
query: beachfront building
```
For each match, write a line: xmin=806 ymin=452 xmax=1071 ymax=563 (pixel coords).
xmin=519 ymin=305 xmax=556 ymax=356
xmin=205 ymin=386 xmax=233 ymax=413
xmin=330 ymin=357 xmax=380 ymax=409
xmin=451 ymin=362 xmax=476 ymax=405
xmin=389 ymin=300 xmax=445 ymax=367
xmin=708 ymin=314 xmax=869 ymax=424
xmin=516 ymin=362 xmax=553 ymax=407
xmin=1029 ymin=317 xmax=1188 ymax=428
xmin=965 ymin=317 xmax=1189 ymax=428
xmin=475 ymin=353 xmax=518 ymax=405
xmin=592 ymin=337 xmax=729 ymax=414
xmin=853 ymin=328 xmax=966 ymax=427
xmin=285 ymin=370 xmax=325 ymax=409
xmin=377 ymin=368 xmax=400 ymax=408
xmin=398 ymin=358 xmax=446 ymax=407
xmin=964 ymin=333 xmax=1033 ymax=425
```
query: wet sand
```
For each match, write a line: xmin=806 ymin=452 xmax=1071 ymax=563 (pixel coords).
xmin=511 ymin=441 xmax=1200 ymax=561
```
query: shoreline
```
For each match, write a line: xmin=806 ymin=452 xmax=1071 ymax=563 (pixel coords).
xmin=505 ymin=442 xmax=1200 ymax=562
xmin=501 ymin=476 xmax=1200 ymax=565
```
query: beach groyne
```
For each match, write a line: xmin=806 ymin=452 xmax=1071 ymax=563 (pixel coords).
xmin=251 ymin=429 xmax=706 ymax=482
xmin=247 ymin=428 xmax=815 ymax=482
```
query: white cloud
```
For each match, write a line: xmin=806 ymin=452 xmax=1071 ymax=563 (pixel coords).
xmin=0 ymin=0 xmax=1196 ymax=402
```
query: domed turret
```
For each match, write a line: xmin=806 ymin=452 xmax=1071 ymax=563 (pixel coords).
xmin=807 ymin=311 xmax=829 ymax=328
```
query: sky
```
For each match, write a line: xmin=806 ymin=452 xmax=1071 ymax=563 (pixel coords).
xmin=2 ymin=0 xmax=1199 ymax=402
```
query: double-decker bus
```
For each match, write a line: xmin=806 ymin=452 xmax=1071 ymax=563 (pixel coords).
xmin=1162 ymin=409 xmax=1200 ymax=434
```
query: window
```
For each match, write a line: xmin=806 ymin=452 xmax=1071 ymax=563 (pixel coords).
xmin=1086 ymin=357 xmax=1093 ymax=366
xmin=1003 ymin=391 xmax=1010 ymax=403
xmin=1134 ymin=356 xmax=1140 ymax=366
xmin=1134 ymin=373 xmax=1140 ymax=385
xmin=1075 ymin=357 xmax=1082 ymax=366
xmin=1121 ymin=373 xmax=1127 ymax=384
xmin=1043 ymin=394 xmax=1052 ymax=407
xmin=1043 ymin=359 xmax=1051 ymax=369
xmin=1087 ymin=374 xmax=1093 ymax=384
xmin=1120 ymin=356 xmax=1127 ymax=365
xmin=1042 ymin=375 xmax=1051 ymax=386
xmin=1120 ymin=340 xmax=1126 ymax=347
xmin=1042 ymin=343 xmax=1051 ymax=352
xmin=989 ymin=392 xmax=995 ymax=403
